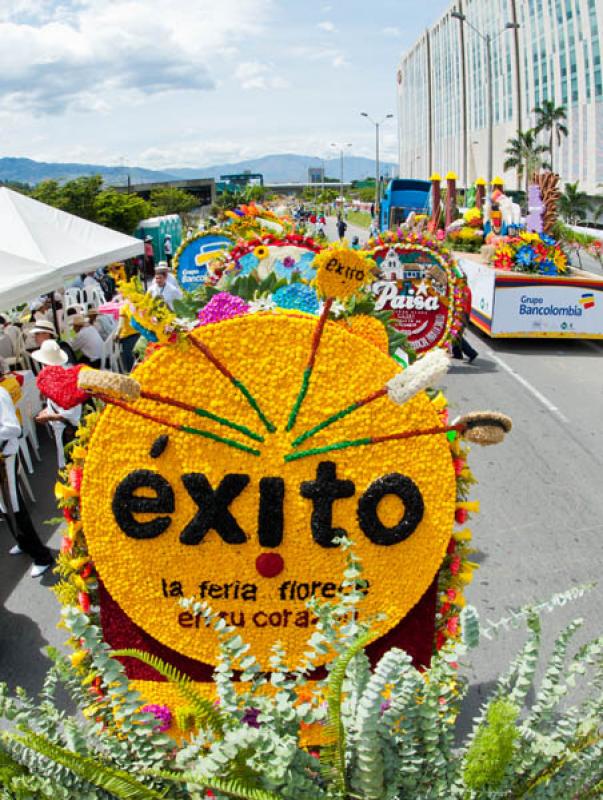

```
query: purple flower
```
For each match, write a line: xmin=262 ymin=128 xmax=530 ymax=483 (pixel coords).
xmin=242 ymin=707 xmax=261 ymax=728
xmin=197 ymin=292 xmax=250 ymax=325
xmin=141 ymin=704 xmax=172 ymax=732
xmin=282 ymin=256 xmax=296 ymax=269
xmin=380 ymin=700 xmax=392 ymax=715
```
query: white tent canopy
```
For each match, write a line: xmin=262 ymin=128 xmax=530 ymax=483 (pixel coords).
xmin=0 ymin=187 xmax=144 ymax=309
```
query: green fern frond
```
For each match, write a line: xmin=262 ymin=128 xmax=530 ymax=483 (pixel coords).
xmin=148 ymin=768 xmax=283 ymax=800
xmin=3 ymin=729 xmax=165 ymax=799
xmin=321 ymin=630 xmax=374 ymax=798
xmin=111 ymin=649 xmax=231 ymax=736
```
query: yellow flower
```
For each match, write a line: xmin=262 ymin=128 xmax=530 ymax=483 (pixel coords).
xmin=253 ymin=245 xmax=269 ymax=260
xmin=55 ymin=482 xmax=79 ymax=500
xmin=313 ymin=247 xmax=373 ymax=299
xmin=70 ymin=650 xmax=88 ymax=668
xmin=71 ymin=445 xmax=88 ymax=461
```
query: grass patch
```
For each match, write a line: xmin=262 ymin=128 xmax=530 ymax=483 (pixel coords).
xmin=346 ymin=210 xmax=372 ymax=229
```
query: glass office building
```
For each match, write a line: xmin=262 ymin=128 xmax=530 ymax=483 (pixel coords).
xmin=397 ymin=0 xmax=603 ymax=193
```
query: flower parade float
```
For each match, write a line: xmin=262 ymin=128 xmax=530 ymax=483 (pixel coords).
xmin=452 ymin=178 xmax=603 ymax=340
xmin=48 ymin=233 xmax=515 ymax=739
xmin=4 ymin=214 xmax=603 ymax=800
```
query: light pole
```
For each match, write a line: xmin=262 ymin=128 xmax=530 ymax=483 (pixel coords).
xmin=330 ymin=142 xmax=352 ymax=210
xmin=451 ymin=11 xmax=519 ymax=185
xmin=361 ymin=112 xmax=393 ymax=217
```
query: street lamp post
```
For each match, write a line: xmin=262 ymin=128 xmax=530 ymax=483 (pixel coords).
xmin=361 ymin=112 xmax=393 ymax=218
xmin=451 ymin=11 xmax=519 ymax=185
xmin=330 ymin=142 xmax=352 ymax=210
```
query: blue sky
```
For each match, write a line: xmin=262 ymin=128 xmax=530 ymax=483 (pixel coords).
xmin=0 ymin=0 xmax=448 ymax=169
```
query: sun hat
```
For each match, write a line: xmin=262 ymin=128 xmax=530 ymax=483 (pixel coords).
xmin=155 ymin=261 xmax=169 ymax=273
xmin=30 ymin=320 xmax=57 ymax=337
xmin=86 ymin=307 xmax=99 ymax=318
xmin=32 ymin=339 xmax=68 ymax=366
xmin=71 ymin=314 xmax=87 ymax=327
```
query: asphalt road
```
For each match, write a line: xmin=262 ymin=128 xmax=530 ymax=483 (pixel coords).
xmin=1 ymin=228 xmax=601 ymax=733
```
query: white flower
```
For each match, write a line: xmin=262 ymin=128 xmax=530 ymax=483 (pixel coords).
xmin=248 ymin=296 xmax=277 ymax=314
xmin=387 ymin=348 xmax=450 ymax=406
xmin=318 ymin=300 xmax=346 ymax=318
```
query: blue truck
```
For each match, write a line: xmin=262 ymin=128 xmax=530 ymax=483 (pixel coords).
xmin=380 ymin=179 xmax=432 ymax=231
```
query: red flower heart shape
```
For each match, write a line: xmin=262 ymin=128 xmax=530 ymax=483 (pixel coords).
xmin=36 ymin=365 xmax=90 ymax=409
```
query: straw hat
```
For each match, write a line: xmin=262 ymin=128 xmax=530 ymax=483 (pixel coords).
xmin=32 ymin=339 xmax=67 ymax=366
xmin=71 ymin=314 xmax=87 ymax=327
xmin=30 ymin=320 xmax=57 ymax=337
xmin=155 ymin=261 xmax=169 ymax=273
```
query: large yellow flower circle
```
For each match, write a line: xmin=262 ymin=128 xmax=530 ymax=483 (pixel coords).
xmin=81 ymin=314 xmax=456 ymax=668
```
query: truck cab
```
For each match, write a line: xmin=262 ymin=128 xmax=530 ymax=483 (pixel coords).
xmin=380 ymin=179 xmax=432 ymax=231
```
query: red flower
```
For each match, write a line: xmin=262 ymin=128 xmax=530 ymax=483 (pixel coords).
xmin=447 ymin=538 xmax=456 ymax=555
xmin=447 ymin=589 xmax=457 ymax=601
xmin=455 ymin=507 xmax=468 ymax=524
xmin=63 ymin=507 xmax=74 ymax=524
xmin=436 ymin=631 xmax=446 ymax=650
xmin=446 ymin=616 xmax=459 ymax=635
xmin=69 ymin=467 xmax=83 ymax=493
xmin=449 ymin=555 xmax=461 ymax=575
xmin=61 ymin=536 xmax=73 ymax=554
xmin=440 ymin=602 xmax=451 ymax=615
xmin=81 ymin=563 xmax=93 ymax=579
xmin=452 ymin=458 xmax=465 ymax=476
xmin=78 ymin=592 xmax=91 ymax=613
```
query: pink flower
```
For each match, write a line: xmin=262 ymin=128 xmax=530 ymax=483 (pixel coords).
xmin=141 ymin=704 xmax=172 ymax=732
xmin=197 ymin=293 xmax=250 ymax=325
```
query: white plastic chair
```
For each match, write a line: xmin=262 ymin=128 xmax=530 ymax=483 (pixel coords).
xmin=83 ymin=285 xmax=106 ymax=310
xmin=17 ymin=406 xmax=41 ymax=462
xmin=18 ymin=437 xmax=34 ymax=475
xmin=64 ymin=287 xmax=84 ymax=307
xmin=4 ymin=331 xmax=31 ymax=371
xmin=101 ymin=327 xmax=119 ymax=371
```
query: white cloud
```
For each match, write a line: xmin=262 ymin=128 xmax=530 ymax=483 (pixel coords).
xmin=292 ymin=45 xmax=348 ymax=69
xmin=0 ymin=0 xmax=273 ymax=114
xmin=382 ymin=26 xmax=401 ymax=37
xmin=234 ymin=61 xmax=289 ymax=90
xmin=317 ymin=20 xmax=336 ymax=32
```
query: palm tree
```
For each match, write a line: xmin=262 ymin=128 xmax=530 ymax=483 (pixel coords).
xmin=503 ymin=129 xmax=550 ymax=205
xmin=533 ymin=100 xmax=568 ymax=173
xmin=559 ymin=181 xmax=592 ymax=225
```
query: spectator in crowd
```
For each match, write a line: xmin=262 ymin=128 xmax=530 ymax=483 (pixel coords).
xmin=86 ymin=307 xmax=114 ymax=341
xmin=32 ymin=340 xmax=82 ymax=470
xmin=97 ymin=267 xmax=116 ymax=301
xmin=351 ymin=235 xmax=360 ymax=250
xmin=83 ymin=272 xmax=101 ymax=290
xmin=30 ymin=320 xmax=76 ymax=366
xmin=0 ymin=364 xmax=54 ymax=577
xmin=163 ymin=234 xmax=173 ymax=268
xmin=70 ymin=315 xmax=103 ymax=368
xmin=147 ymin=263 xmax=183 ymax=310
xmin=452 ymin=278 xmax=478 ymax=364
xmin=143 ymin=236 xmax=155 ymax=279
xmin=337 ymin=217 xmax=347 ymax=241
xmin=117 ymin=305 xmax=139 ymax=373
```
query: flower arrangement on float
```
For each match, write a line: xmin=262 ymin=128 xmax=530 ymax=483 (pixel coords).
xmin=492 ymin=231 xmax=569 ymax=275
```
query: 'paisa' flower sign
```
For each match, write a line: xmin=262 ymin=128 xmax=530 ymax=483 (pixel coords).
xmin=80 ymin=314 xmax=457 ymax=673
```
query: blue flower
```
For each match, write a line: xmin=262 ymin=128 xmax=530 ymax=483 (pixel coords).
xmin=540 ymin=233 xmax=556 ymax=246
xmin=516 ymin=245 xmax=536 ymax=267
xmin=538 ymin=260 xmax=557 ymax=276
xmin=272 ymin=283 xmax=319 ymax=314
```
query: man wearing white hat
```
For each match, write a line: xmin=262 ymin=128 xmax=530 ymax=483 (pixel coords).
xmin=71 ymin=314 xmax=103 ymax=368
xmin=147 ymin=262 xmax=183 ymax=311
xmin=163 ymin=234 xmax=173 ymax=269
xmin=32 ymin=340 xmax=82 ymax=470
xmin=30 ymin=320 xmax=76 ymax=366
xmin=0 ymin=374 xmax=54 ymax=577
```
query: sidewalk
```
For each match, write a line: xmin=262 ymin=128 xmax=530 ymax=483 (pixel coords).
xmin=324 ymin=216 xmax=369 ymax=245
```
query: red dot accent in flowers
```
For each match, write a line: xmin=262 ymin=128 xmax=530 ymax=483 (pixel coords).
xmin=255 ymin=552 xmax=285 ymax=578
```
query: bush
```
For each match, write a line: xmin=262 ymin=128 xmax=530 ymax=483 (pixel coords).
xmin=0 ymin=547 xmax=601 ymax=800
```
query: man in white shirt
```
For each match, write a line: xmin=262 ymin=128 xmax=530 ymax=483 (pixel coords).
xmin=87 ymin=308 xmax=115 ymax=341
xmin=147 ymin=263 xmax=183 ymax=310
xmin=0 ymin=380 xmax=54 ymax=576
xmin=71 ymin=314 xmax=104 ymax=368
xmin=164 ymin=234 xmax=173 ymax=268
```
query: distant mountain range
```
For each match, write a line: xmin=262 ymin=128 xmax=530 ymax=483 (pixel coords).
xmin=0 ymin=154 xmax=398 ymax=187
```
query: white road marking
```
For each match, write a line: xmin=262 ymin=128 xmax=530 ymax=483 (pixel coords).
xmin=480 ymin=344 xmax=570 ymax=424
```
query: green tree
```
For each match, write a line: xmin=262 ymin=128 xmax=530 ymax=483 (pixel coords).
xmin=243 ymin=184 xmax=266 ymax=203
xmin=559 ymin=181 xmax=592 ymax=225
xmin=60 ymin=175 xmax=103 ymax=220
xmin=358 ymin=186 xmax=377 ymax=203
xmin=533 ymin=100 xmax=568 ymax=173
xmin=94 ymin=190 xmax=153 ymax=234
xmin=31 ymin=179 xmax=64 ymax=208
xmin=503 ymin=129 xmax=550 ymax=206
xmin=149 ymin=186 xmax=198 ymax=216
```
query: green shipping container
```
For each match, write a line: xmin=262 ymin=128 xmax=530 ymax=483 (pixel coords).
xmin=135 ymin=214 xmax=183 ymax=261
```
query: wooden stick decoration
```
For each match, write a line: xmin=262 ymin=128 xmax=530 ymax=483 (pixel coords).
xmin=291 ymin=348 xmax=450 ymax=448
xmin=99 ymin=394 xmax=261 ymax=457
xmin=140 ymin=390 xmax=264 ymax=443
xmin=188 ymin=334 xmax=275 ymax=433
xmin=286 ymin=297 xmax=333 ymax=432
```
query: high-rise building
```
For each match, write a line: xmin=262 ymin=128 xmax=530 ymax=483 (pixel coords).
xmin=397 ymin=0 xmax=603 ymax=193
